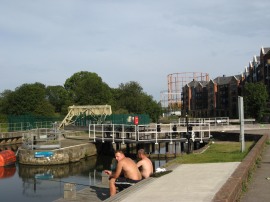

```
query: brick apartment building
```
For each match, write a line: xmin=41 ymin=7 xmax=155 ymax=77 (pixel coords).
xmin=181 ymin=47 xmax=270 ymax=119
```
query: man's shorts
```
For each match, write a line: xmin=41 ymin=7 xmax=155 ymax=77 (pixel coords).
xmin=115 ymin=177 xmax=141 ymax=191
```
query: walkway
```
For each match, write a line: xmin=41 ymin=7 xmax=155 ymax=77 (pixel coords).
xmin=240 ymin=136 xmax=270 ymax=202
xmin=105 ymin=162 xmax=240 ymax=202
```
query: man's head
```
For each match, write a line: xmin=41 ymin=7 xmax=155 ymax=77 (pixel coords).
xmin=115 ymin=150 xmax=125 ymax=162
xmin=137 ymin=149 xmax=145 ymax=159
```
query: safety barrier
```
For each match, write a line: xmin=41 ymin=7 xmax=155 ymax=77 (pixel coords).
xmin=89 ymin=122 xmax=211 ymax=144
xmin=22 ymin=127 xmax=61 ymax=150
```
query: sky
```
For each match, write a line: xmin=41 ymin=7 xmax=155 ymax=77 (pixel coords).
xmin=1 ymin=0 xmax=270 ymax=101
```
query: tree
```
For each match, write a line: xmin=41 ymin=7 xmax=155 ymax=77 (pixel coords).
xmin=0 ymin=71 xmax=163 ymax=122
xmin=46 ymin=85 xmax=69 ymax=114
xmin=64 ymin=71 xmax=113 ymax=105
xmin=0 ymin=90 xmax=13 ymax=114
xmin=140 ymin=94 xmax=162 ymax=122
xmin=243 ymin=82 xmax=269 ymax=121
xmin=116 ymin=81 xmax=144 ymax=113
xmin=115 ymin=81 xmax=162 ymax=121
xmin=1 ymin=82 xmax=55 ymax=116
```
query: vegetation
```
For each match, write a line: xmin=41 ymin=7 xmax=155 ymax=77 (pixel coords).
xmin=0 ymin=71 xmax=163 ymax=122
xmin=1 ymin=71 xmax=269 ymax=123
xmin=166 ymin=141 xmax=255 ymax=166
xmin=243 ymin=82 xmax=269 ymax=121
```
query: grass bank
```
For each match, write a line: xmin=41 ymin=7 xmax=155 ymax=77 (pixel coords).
xmin=166 ymin=141 xmax=255 ymax=167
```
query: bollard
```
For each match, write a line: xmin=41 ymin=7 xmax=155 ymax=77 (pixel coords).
xmin=64 ymin=183 xmax=76 ymax=199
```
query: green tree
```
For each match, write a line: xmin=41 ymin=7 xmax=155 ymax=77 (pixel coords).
xmin=1 ymin=82 xmax=55 ymax=116
xmin=0 ymin=90 xmax=13 ymax=121
xmin=116 ymin=81 xmax=144 ymax=113
xmin=115 ymin=81 xmax=162 ymax=121
xmin=46 ymin=85 xmax=69 ymax=114
xmin=0 ymin=90 xmax=13 ymax=114
xmin=0 ymin=71 xmax=162 ymax=122
xmin=243 ymin=82 xmax=269 ymax=121
xmin=64 ymin=71 xmax=112 ymax=105
xmin=141 ymin=94 xmax=162 ymax=122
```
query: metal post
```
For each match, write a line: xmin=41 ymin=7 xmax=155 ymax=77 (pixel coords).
xmin=155 ymin=123 xmax=158 ymax=144
xmin=238 ymin=96 xmax=245 ymax=152
xmin=102 ymin=124 xmax=104 ymax=143
xmin=185 ymin=113 xmax=190 ymax=154
xmin=112 ymin=124 xmax=115 ymax=144
xmin=122 ymin=124 xmax=125 ymax=145
xmin=94 ymin=124 xmax=96 ymax=142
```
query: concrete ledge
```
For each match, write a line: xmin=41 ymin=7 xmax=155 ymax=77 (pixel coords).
xmin=103 ymin=177 xmax=157 ymax=202
xmin=103 ymin=164 xmax=179 ymax=202
xmin=212 ymin=134 xmax=269 ymax=202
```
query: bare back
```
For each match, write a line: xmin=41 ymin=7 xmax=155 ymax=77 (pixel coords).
xmin=117 ymin=157 xmax=142 ymax=180
xmin=137 ymin=157 xmax=153 ymax=178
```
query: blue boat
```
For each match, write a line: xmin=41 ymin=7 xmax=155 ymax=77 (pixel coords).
xmin=34 ymin=151 xmax=54 ymax=158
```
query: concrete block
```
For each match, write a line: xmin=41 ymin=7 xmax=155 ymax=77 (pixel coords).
xmin=64 ymin=183 xmax=76 ymax=199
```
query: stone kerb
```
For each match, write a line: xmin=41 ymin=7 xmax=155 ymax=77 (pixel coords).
xmin=212 ymin=134 xmax=268 ymax=202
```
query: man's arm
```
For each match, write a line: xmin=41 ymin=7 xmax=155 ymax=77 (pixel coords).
xmin=110 ymin=161 xmax=123 ymax=179
xmin=137 ymin=160 xmax=143 ymax=168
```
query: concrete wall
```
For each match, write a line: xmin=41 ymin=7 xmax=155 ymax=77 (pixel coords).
xmin=18 ymin=143 xmax=97 ymax=165
xmin=0 ymin=131 xmax=23 ymax=145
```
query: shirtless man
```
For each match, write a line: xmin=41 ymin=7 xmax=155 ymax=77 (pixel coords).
xmin=137 ymin=149 xmax=153 ymax=178
xmin=104 ymin=150 xmax=142 ymax=196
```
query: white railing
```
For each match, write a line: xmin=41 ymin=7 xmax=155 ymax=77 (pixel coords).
xmin=22 ymin=127 xmax=61 ymax=150
xmin=89 ymin=124 xmax=137 ymax=144
xmin=89 ymin=123 xmax=211 ymax=144
xmin=178 ymin=117 xmax=230 ymax=126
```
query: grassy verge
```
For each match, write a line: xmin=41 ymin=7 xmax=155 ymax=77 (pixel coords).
xmin=166 ymin=141 xmax=255 ymax=167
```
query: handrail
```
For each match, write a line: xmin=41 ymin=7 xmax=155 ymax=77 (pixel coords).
xmin=89 ymin=123 xmax=211 ymax=144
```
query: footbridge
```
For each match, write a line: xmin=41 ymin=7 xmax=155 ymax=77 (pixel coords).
xmin=58 ymin=105 xmax=112 ymax=129
xmin=87 ymin=118 xmax=259 ymax=145
xmin=89 ymin=122 xmax=211 ymax=144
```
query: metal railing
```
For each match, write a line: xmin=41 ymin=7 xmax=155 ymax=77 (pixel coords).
xmin=0 ymin=121 xmax=54 ymax=133
xmin=89 ymin=122 xmax=211 ymax=144
xmin=178 ymin=117 xmax=230 ymax=126
xmin=22 ymin=126 xmax=61 ymax=150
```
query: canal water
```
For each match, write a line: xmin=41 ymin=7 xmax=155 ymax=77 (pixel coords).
xmin=0 ymin=146 xmax=167 ymax=202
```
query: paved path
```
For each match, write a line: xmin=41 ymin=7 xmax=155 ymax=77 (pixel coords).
xmin=105 ymin=162 xmax=240 ymax=202
xmin=240 ymin=141 xmax=270 ymax=202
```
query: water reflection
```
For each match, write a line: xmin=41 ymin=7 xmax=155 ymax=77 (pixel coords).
xmin=0 ymin=146 xmax=169 ymax=202
xmin=18 ymin=156 xmax=97 ymax=179
xmin=0 ymin=155 xmax=108 ymax=202
xmin=0 ymin=165 xmax=16 ymax=178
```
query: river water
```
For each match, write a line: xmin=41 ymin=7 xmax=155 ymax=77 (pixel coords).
xmin=0 ymin=147 xmax=167 ymax=202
